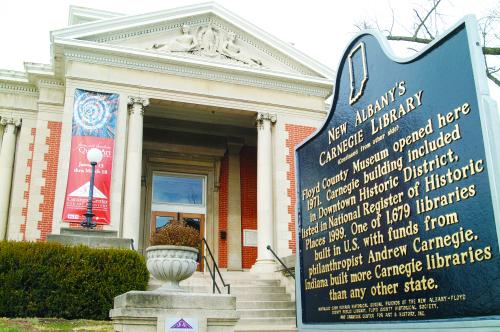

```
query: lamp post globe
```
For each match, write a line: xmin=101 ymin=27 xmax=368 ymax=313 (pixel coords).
xmin=81 ymin=148 xmax=103 ymax=229
xmin=87 ymin=148 xmax=103 ymax=164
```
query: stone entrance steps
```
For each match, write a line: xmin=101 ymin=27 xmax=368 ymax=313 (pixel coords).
xmin=149 ymin=271 xmax=297 ymax=332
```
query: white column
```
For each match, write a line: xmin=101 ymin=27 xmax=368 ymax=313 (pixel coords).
xmin=227 ymin=141 xmax=243 ymax=270
xmin=251 ymin=112 xmax=276 ymax=273
xmin=0 ymin=117 xmax=21 ymax=240
xmin=122 ymin=97 xmax=149 ymax=250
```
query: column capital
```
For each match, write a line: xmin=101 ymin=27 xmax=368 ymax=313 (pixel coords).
xmin=127 ymin=96 xmax=150 ymax=107
xmin=256 ymin=112 xmax=276 ymax=128
xmin=0 ymin=117 xmax=22 ymax=127
xmin=127 ymin=96 xmax=149 ymax=115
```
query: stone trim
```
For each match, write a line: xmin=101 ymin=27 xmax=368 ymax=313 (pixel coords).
xmin=37 ymin=79 xmax=65 ymax=89
xmin=20 ymin=128 xmax=36 ymax=240
xmin=0 ymin=82 xmax=38 ymax=97
xmin=86 ymin=15 xmax=315 ymax=76
xmin=63 ymin=49 xmax=332 ymax=97
xmin=52 ymin=3 xmax=335 ymax=79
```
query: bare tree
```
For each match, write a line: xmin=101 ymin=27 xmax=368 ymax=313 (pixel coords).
xmin=356 ymin=0 xmax=500 ymax=86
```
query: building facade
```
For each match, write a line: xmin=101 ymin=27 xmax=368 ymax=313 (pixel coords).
xmin=0 ymin=3 xmax=333 ymax=271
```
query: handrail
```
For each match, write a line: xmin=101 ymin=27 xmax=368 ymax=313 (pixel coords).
xmin=266 ymin=245 xmax=295 ymax=279
xmin=202 ymin=238 xmax=231 ymax=294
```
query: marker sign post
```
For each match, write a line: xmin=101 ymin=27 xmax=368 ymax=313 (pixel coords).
xmin=295 ymin=17 xmax=500 ymax=331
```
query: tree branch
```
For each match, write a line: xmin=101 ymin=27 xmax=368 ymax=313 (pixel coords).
xmin=413 ymin=0 xmax=442 ymax=38
xmin=388 ymin=36 xmax=499 ymax=56
xmin=414 ymin=9 xmax=434 ymax=39
xmin=387 ymin=35 xmax=432 ymax=44
xmin=487 ymin=71 xmax=500 ymax=87
xmin=483 ymin=47 xmax=500 ymax=55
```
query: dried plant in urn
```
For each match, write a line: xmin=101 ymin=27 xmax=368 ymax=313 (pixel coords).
xmin=147 ymin=220 xmax=201 ymax=292
xmin=150 ymin=220 xmax=201 ymax=248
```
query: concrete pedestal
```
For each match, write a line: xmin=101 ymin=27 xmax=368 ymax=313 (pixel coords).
xmin=47 ymin=228 xmax=133 ymax=249
xmin=110 ymin=291 xmax=239 ymax=332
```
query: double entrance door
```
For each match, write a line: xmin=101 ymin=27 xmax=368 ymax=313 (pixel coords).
xmin=151 ymin=211 xmax=205 ymax=271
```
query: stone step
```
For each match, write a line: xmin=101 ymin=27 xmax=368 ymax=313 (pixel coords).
xmin=221 ymin=279 xmax=281 ymax=286
xmin=149 ymin=280 xmax=283 ymax=293
xmin=236 ymin=292 xmax=291 ymax=301
xmin=235 ymin=326 xmax=297 ymax=332
xmin=182 ymin=279 xmax=281 ymax=288
xmin=220 ymin=272 xmax=278 ymax=280
xmin=237 ymin=301 xmax=295 ymax=309
xmin=238 ymin=308 xmax=296 ymax=318
xmin=231 ymin=285 xmax=286 ymax=294
xmin=237 ymin=317 xmax=296 ymax=326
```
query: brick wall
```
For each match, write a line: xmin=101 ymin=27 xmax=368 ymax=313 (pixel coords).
xmin=218 ymin=153 xmax=229 ymax=268
xmin=37 ymin=121 xmax=62 ymax=241
xmin=240 ymin=146 xmax=257 ymax=269
xmin=285 ymin=124 xmax=316 ymax=254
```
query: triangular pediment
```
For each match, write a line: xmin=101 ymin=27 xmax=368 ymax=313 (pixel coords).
xmin=52 ymin=3 xmax=334 ymax=80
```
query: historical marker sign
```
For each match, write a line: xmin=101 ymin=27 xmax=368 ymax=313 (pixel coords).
xmin=295 ymin=17 xmax=500 ymax=331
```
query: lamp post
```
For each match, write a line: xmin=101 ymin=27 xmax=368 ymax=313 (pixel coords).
xmin=81 ymin=148 xmax=103 ymax=229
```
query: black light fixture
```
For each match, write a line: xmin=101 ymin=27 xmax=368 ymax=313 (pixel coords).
xmin=81 ymin=148 xmax=103 ymax=229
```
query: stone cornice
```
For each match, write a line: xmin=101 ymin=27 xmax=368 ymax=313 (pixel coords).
xmin=37 ymin=79 xmax=65 ymax=89
xmin=68 ymin=6 xmax=123 ymax=26
xmin=61 ymin=42 xmax=332 ymax=98
xmin=0 ymin=70 xmax=29 ymax=83
xmin=0 ymin=65 xmax=64 ymax=94
xmin=84 ymin=16 xmax=315 ymax=77
xmin=0 ymin=82 xmax=39 ymax=97
xmin=51 ymin=2 xmax=335 ymax=79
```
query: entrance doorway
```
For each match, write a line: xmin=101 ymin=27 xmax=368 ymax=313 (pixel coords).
xmin=150 ymin=172 xmax=206 ymax=271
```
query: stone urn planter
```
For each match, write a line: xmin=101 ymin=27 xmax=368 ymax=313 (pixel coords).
xmin=146 ymin=245 xmax=199 ymax=292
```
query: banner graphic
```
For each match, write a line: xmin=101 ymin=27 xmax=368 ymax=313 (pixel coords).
xmin=62 ymin=89 xmax=119 ymax=224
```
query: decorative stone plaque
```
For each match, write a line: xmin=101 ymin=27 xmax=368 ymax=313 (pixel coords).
xmin=243 ymin=229 xmax=258 ymax=247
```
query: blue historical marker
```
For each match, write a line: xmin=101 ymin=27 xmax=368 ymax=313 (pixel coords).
xmin=295 ymin=17 xmax=500 ymax=331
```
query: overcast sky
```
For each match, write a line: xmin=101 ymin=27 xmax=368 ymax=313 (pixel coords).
xmin=2 ymin=0 xmax=499 ymax=100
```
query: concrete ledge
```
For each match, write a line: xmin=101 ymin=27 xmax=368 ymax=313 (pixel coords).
xmin=60 ymin=228 xmax=119 ymax=237
xmin=47 ymin=229 xmax=133 ymax=249
xmin=110 ymin=291 xmax=239 ymax=332
xmin=114 ymin=291 xmax=236 ymax=309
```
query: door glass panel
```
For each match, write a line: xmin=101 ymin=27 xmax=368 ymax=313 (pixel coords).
xmin=184 ymin=217 xmax=200 ymax=232
xmin=153 ymin=174 xmax=204 ymax=205
xmin=155 ymin=215 xmax=175 ymax=232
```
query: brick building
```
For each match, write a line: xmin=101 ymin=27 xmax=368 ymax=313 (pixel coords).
xmin=0 ymin=3 xmax=333 ymax=271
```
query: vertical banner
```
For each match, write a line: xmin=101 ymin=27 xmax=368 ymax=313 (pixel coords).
xmin=62 ymin=89 xmax=119 ymax=225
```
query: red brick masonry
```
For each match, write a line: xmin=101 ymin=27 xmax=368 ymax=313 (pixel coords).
xmin=218 ymin=153 xmax=229 ymax=267
xmin=240 ymin=146 xmax=257 ymax=269
xmin=285 ymin=124 xmax=316 ymax=253
xmin=38 ymin=121 xmax=62 ymax=241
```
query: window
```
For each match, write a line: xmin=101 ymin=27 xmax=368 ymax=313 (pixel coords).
xmin=152 ymin=173 xmax=205 ymax=206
